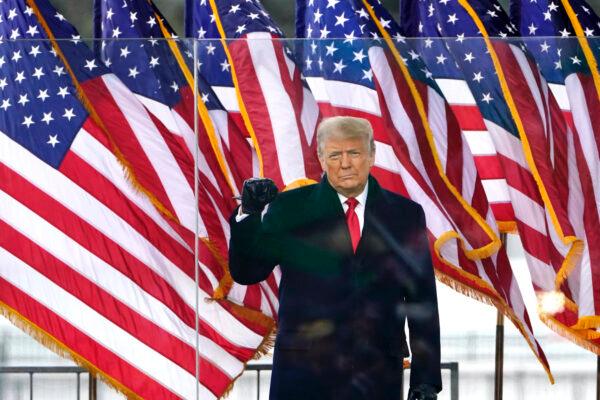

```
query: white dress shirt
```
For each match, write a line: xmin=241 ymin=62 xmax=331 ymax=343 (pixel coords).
xmin=337 ymin=181 xmax=368 ymax=234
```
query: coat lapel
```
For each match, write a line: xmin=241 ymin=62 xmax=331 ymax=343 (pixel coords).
xmin=303 ymin=175 xmax=388 ymax=258
xmin=355 ymin=176 xmax=388 ymax=258
xmin=303 ymin=175 xmax=355 ymax=257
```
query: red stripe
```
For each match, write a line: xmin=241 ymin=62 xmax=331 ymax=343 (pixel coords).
xmin=448 ymin=104 xmax=487 ymax=131
xmin=382 ymin=59 xmax=490 ymax=250
xmin=58 ymin=150 xmax=198 ymax=278
xmin=578 ymin=74 xmax=600 ymax=156
xmin=1 ymin=167 xmax=260 ymax=362
xmin=443 ymin=100 xmax=464 ymax=192
xmin=223 ymin=113 xmax=254 ymax=184
xmin=229 ymin=40 xmax=285 ymax=187
xmin=139 ymin=104 xmax=232 ymax=258
xmin=493 ymin=43 xmax=574 ymax=238
xmin=80 ymin=79 xmax=177 ymax=221
xmin=272 ymin=40 xmax=322 ymax=181
xmin=0 ymin=222 xmax=234 ymax=395
xmin=489 ymin=202 xmax=515 ymax=224
xmin=497 ymin=154 xmax=543 ymax=206
xmin=0 ymin=164 xmax=216 ymax=325
xmin=0 ymin=278 xmax=180 ymax=399
xmin=515 ymin=219 xmax=553 ymax=268
xmin=371 ymin=166 xmax=409 ymax=197
xmin=472 ymin=155 xmax=505 ymax=179
xmin=242 ymin=284 xmax=264 ymax=313
xmin=175 ymin=87 xmax=240 ymax=204
xmin=571 ymin=128 xmax=600 ymax=314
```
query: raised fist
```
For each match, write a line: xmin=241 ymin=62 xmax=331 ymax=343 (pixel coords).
xmin=241 ymin=178 xmax=278 ymax=214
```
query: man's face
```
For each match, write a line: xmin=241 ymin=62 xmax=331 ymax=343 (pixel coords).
xmin=319 ymin=132 xmax=375 ymax=198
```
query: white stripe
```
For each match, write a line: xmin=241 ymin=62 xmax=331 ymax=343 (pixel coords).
xmin=427 ymin=88 xmax=449 ymax=173
xmin=260 ymin=281 xmax=279 ymax=317
xmin=213 ymin=86 xmax=240 ymax=112
xmin=0 ymin=247 xmax=212 ymax=400
xmin=486 ymin=119 xmax=530 ymax=171
xmin=71 ymin=131 xmax=195 ymax=246
xmin=369 ymin=46 xmax=435 ymax=195
xmin=246 ymin=31 xmax=306 ymax=185
xmin=208 ymin=109 xmax=242 ymax=197
xmin=228 ymin=283 xmax=248 ymax=307
xmin=463 ymin=130 xmax=498 ymax=155
xmin=305 ymin=76 xmax=381 ymax=115
xmin=565 ymin=74 xmax=600 ymax=220
xmin=565 ymin=128 xmax=594 ymax=316
xmin=508 ymin=276 xmax=539 ymax=350
xmin=435 ymin=78 xmax=477 ymax=105
xmin=136 ymin=94 xmax=223 ymax=195
xmin=0 ymin=189 xmax=243 ymax=377
xmin=524 ymin=251 xmax=556 ymax=292
xmin=209 ymin=109 xmax=231 ymax=149
xmin=548 ymin=83 xmax=570 ymax=111
xmin=507 ymin=185 xmax=547 ymax=235
xmin=482 ymin=179 xmax=512 ymax=203
xmin=374 ymin=140 xmax=402 ymax=175
xmin=0 ymin=133 xmax=264 ymax=348
xmin=102 ymin=74 xmax=198 ymax=232
xmin=461 ymin=139 xmax=477 ymax=205
xmin=374 ymin=141 xmax=462 ymax=259
xmin=300 ymin=86 xmax=320 ymax=146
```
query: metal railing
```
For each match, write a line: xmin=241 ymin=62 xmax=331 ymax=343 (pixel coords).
xmin=0 ymin=366 xmax=97 ymax=400
xmin=0 ymin=363 xmax=458 ymax=400
xmin=245 ymin=361 xmax=459 ymax=400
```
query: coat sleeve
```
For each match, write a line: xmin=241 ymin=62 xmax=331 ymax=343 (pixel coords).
xmin=228 ymin=207 xmax=282 ymax=285
xmin=406 ymin=205 xmax=442 ymax=392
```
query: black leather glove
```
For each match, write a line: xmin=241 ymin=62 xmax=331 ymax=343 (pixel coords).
xmin=241 ymin=178 xmax=278 ymax=214
xmin=407 ymin=384 xmax=438 ymax=400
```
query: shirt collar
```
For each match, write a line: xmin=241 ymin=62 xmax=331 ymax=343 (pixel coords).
xmin=337 ymin=181 xmax=369 ymax=207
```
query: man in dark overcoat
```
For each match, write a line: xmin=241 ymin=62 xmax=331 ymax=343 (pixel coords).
xmin=229 ymin=116 xmax=441 ymax=400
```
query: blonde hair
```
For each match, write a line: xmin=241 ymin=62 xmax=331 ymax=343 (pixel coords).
xmin=316 ymin=116 xmax=375 ymax=158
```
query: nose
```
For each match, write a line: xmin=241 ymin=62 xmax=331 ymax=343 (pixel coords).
xmin=341 ymin=152 xmax=351 ymax=168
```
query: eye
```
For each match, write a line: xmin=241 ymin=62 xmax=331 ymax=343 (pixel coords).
xmin=328 ymin=153 xmax=341 ymax=161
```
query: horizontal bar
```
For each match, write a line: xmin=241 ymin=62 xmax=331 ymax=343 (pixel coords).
xmin=245 ymin=362 xmax=459 ymax=372
xmin=0 ymin=366 xmax=88 ymax=374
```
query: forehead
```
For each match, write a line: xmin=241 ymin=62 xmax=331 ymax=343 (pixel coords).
xmin=322 ymin=134 xmax=368 ymax=151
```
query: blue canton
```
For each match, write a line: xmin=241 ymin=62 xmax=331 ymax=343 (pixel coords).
xmin=400 ymin=0 xmax=522 ymax=137
xmin=297 ymin=0 xmax=436 ymax=91
xmin=97 ymin=0 xmax=223 ymax=110
xmin=186 ymin=0 xmax=284 ymax=89
xmin=511 ymin=0 xmax=600 ymax=84
xmin=0 ymin=0 xmax=105 ymax=168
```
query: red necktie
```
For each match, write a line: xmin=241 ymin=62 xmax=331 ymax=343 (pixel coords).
xmin=345 ymin=198 xmax=360 ymax=253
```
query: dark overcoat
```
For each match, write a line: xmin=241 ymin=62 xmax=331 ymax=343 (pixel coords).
xmin=229 ymin=175 xmax=441 ymax=400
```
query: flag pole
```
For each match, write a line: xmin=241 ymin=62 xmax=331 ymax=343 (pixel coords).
xmin=494 ymin=233 xmax=507 ymax=400
xmin=193 ymin=38 xmax=201 ymax=400
xmin=597 ymin=355 xmax=600 ymax=400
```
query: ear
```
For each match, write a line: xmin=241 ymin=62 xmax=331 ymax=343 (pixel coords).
xmin=319 ymin=155 xmax=328 ymax=172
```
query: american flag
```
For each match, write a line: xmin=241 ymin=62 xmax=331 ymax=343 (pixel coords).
xmin=296 ymin=0 xmax=551 ymax=377
xmin=94 ymin=0 xmax=280 ymax=324
xmin=95 ymin=0 xmax=251 ymax=193
xmin=512 ymin=0 xmax=600 ymax=352
xmin=186 ymin=0 xmax=322 ymax=189
xmin=0 ymin=0 xmax=274 ymax=399
xmin=399 ymin=1 xmax=515 ymax=231
xmin=402 ymin=0 xmax=584 ymax=361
